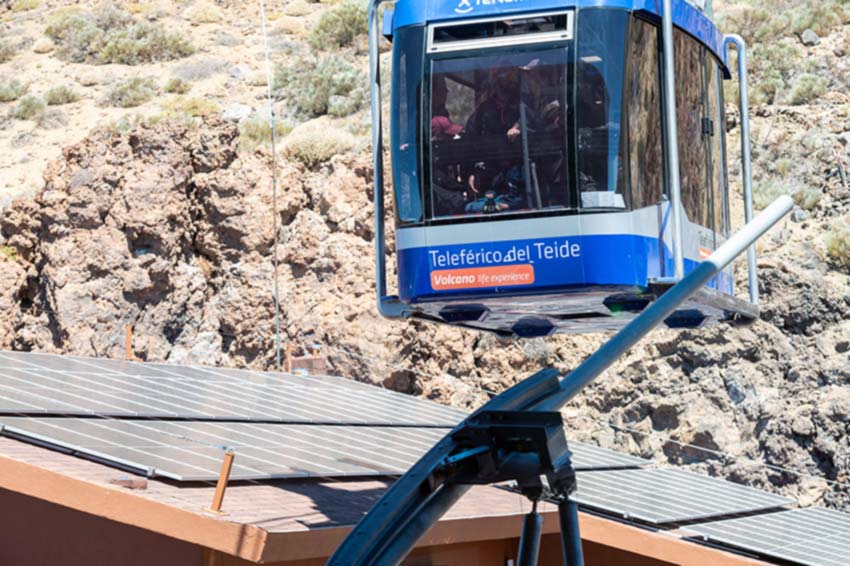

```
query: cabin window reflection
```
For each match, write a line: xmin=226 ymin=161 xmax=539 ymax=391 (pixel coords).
xmin=576 ymin=8 xmax=628 ymax=210
xmin=706 ymin=59 xmax=728 ymax=239
xmin=674 ymin=30 xmax=711 ymax=229
xmin=391 ymin=27 xmax=425 ymax=224
xmin=627 ymin=18 xmax=663 ymax=209
xmin=428 ymin=47 xmax=571 ymax=219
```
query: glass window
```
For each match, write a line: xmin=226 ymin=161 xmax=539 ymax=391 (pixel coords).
xmin=704 ymin=56 xmax=724 ymax=242
xmin=675 ymin=30 xmax=710 ymax=229
xmin=627 ymin=18 xmax=663 ymax=209
xmin=428 ymin=47 xmax=571 ymax=218
xmin=576 ymin=9 xmax=628 ymax=210
xmin=391 ymin=26 xmax=425 ymax=224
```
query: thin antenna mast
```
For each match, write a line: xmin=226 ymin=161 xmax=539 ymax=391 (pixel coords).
xmin=258 ymin=0 xmax=283 ymax=371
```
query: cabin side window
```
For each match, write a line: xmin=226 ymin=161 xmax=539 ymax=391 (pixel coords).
xmin=627 ymin=17 xmax=663 ymax=210
xmin=391 ymin=26 xmax=425 ymax=225
xmin=575 ymin=8 xmax=628 ymax=210
xmin=674 ymin=30 xmax=711 ymax=230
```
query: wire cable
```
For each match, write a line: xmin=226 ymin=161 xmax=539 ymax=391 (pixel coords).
xmin=258 ymin=0 xmax=283 ymax=371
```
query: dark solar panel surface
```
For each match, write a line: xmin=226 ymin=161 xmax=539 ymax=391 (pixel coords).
xmin=687 ymin=507 xmax=850 ymax=566
xmin=0 ymin=351 xmax=467 ymax=426
xmin=573 ymin=468 xmax=794 ymax=525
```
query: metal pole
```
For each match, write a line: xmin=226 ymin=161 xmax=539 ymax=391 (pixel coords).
xmin=369 ymin=0 xmax=390 ymax=314
xmin=662 ymin=0 xmax=685 ymax=280
xmin=724 ymin=34 xmax=758 ymax=305
xmin=559 ymin=499 xmax=584 ymax=566
xmin=534 ymin=195 xmax=793 ymax=412
xmin=518 ymin=504 xmax=543 ymax=566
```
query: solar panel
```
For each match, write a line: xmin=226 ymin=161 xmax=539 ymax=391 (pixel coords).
xmin=573 ymin=468 xmax=794 ymax=524
xmin=0 ymin=351 xmax=466 ymax=427
xmin=686 ymin=507 xmax=850 ymax=566
xmin=569 ymin=442 xmax=649 ymax=471
xmin=0 ymin=417 xmax=450 ymax=480
xmin=0 ymin=417 xmax=649 ymax=481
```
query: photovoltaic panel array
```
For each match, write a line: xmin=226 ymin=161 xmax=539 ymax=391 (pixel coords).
xmin=573 ymin=468 xmax=794 ymax=524
xmin=686 ymin=507 xmax=850 ymax=566
xmin=0 ymin=417 xmax=449 ymax=480
xmin=568 ymin=442 xmax=649 ymax=471
xmin=0 ymin=351 xmax=467 ymax=427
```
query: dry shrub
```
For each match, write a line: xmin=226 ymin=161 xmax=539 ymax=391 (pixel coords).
xmin=238 ymin=114 xmax=293 ymax=152
xmin=107 ymin=77 xmax=157 ymax=108
xmin=274 ymin=55 xmax=366 ymax=118
xmin=185 ymin=1 xmax=223 ymax=24
xmin=12 ymin=95 xmax=46 ymax=120
xmin=0 ymin=41 xmax=16 ymax=63
xmin=0 ymin=79 xmax=27 ymax=103
xmin=308 ymin=0 xmax=367 ymax=51
xmin=282 ymin=118 xmax=355 ymax=168
xmin=45 ymin=5 xmax=194 ymax=64
xmin=161 ymin=96 xmax=219 ymax=118
xmin=788 ymin=73 xmax=828 ymax=105
xmin=45 ymin=85 xmax=80 ymax=105
xmin=164 ymin=78 xmax=191 ymax=94
xmin=827 ymin=219 xmax=850 ymax=269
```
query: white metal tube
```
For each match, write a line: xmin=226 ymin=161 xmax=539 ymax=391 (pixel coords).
xmin=534 ymin=195 xmax=793 ymax=413
xmin=724 ymin=34 xmax=758 ymax=305
xmin=662 ymin=0 xmax=685 ymax=280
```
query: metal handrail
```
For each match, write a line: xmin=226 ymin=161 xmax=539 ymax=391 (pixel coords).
xmin=369 ymin=0 xmax=406 ymax=320
xmin=724 ymin=34 xmax=759 ymax=305
xmin=662 ymin=0 xmax=686 ymax=280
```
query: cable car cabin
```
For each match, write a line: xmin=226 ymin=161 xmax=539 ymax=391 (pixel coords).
xmin=371 ymin=0 xmax=760 ymax=338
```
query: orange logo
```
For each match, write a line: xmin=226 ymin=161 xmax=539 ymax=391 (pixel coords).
xmin=431 ymin=265 xmax=535 ymax=291
xmin=699 ymin=248 xmax=712 ymax=260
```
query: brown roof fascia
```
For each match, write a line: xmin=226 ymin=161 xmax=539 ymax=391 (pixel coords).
xmin=0 ymin=454 xmax=269 ymax=563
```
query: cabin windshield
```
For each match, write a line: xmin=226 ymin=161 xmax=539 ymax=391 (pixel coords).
xmin=428 ymin=48 xmax=571 ymax=218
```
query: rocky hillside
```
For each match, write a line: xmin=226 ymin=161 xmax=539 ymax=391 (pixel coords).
xmin=1 ymin=0 xmax=849 ymax=510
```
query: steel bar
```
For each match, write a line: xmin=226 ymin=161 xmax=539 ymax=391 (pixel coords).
xmin=559 ymin=499 xmax=584 ymax=566
xmin=723 ymin=34 xmax=758 ymax=305
xmin=534 ymin=195 xmax=792 ymax=413
xmin=662 ymin=0 xmax=685 ymax=280
xmin=518 ymin=506 xmax=543 ymax=566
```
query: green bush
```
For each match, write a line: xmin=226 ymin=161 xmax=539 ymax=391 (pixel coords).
xmin=45 ymin=85 xmax=80 ymax=105
xmin=788 ymin=73 xmax=828 ymax=105
xmin=164 ymin=77 xmax=191 ymax=94
xmin=827 ymin=219 xmax=850 ymax=268
xmin=107 ymin=77 xmax=157 ymax=108
xmin=45 ymin=6 xmax=194 ymax=64
xmin=308 ymin=0 xmax=368 ymax=51
xmin=0 ymin=41 xmax=16 ymax=64
xmin=13 ymin=95 xmax=47 ymax=120
xmin=0 ymin=79 xmax=27 ymax=103
xmin=282 ymin=118 xmax=355 ymax=168
xmin=274 ymin=55 xmax=366 ymax=118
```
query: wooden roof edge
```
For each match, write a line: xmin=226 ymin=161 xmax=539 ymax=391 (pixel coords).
xmin=0 ymin=453 xmax=269 ymax=563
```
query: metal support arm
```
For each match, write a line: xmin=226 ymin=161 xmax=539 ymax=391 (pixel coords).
xmin=328 ymin=196 xmax=792 ymax=566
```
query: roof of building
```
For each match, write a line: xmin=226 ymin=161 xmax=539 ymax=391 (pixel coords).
xmin=0 ymin=436 xmax=764 ymax=565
